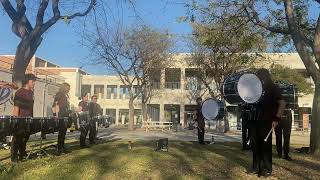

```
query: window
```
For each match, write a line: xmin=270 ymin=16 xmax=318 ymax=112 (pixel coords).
xmin=81 ymin=85 xmax=91 ymax=97
xmin=133 ymin=85 xmax=141 ymax=99
xmin=165 ymin=68 xmax=181 ymax=89
xmin=106 ymin=85 xmax=117 ymax=99
xmin=106 ymin=109 xmax=116 ymax=124
xmin=94 ymin=85 xmax=104 ymax=98
xmin=120 ymin=85 xmax=129 ymax=99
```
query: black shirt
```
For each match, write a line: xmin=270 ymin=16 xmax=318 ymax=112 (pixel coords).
xmin=88 ymin=102 xmax=102 ymax=117
xmin=257 ymin=83 xmax=284 ymax=122
xmin=195 ymin=106 xmax=205 ymax=128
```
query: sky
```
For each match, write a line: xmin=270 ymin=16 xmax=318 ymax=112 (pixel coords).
xmin=0 ymin=0 xmax=192 ymax=74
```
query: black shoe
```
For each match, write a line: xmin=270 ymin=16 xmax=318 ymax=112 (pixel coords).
xmin=89 ymin=141 xmax=96 ymax=145
xmin=247 ymin=168 xmax=258 ymax=174
xmin=284 ymin=155 xmax=292 ymax=161
xmin=80 ymin=145 xmax=89 ymax=149
xmin=258 ymin=171 xmax=272 ymax=178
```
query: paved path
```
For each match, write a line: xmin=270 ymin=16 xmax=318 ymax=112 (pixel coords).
xmin=26 ymin=125 xmax=309 ymax=146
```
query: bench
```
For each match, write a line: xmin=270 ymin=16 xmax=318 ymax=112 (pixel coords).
xmin=143 ymin=121 xmax=173 ymax=132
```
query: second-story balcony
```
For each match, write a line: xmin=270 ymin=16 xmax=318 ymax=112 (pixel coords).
xmin=165 ymin=68 xmax=181 ymax=90
xmin=165 ymin=82 xmax=181 ymax=89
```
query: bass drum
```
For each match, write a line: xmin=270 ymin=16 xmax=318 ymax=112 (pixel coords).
xmin=223 ymin=71 xmax=264 ymax=104
xmin=201 ymin=98 xmax=225 ymax=120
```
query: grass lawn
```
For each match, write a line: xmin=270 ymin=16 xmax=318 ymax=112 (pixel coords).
xmin=0 ymin=139 xmax=319 ymax=180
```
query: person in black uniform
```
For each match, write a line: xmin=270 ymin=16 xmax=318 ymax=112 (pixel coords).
xmin=275 ymin=109 xmax=292 ymax=161
xmin=78 ymin=93 xmax=89 ymax=148
xmin=88 ymin=95 xmax=102 ymax=144
xmin=52 ymin=83 xmax=70 ymax=155
xmin=250 ymin=69 xmax=286 ymax=177
xmin=240 ymin=104 xmax=251 ymax=150
xmin=11 ymin=74 xmax=36 ymax=162
xmin=194 ymin=97 xmax=205 ymax=145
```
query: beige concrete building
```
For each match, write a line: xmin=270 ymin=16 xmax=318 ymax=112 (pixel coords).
xmin=75 ymin=53 xmax=315 ymax=130
xmin=0 ymin=53 xmax=315 ymax=130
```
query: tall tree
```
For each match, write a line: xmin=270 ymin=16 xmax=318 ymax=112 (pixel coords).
xmin=187 ymin=0 xmax=320 ymax=154
xmin=126 ymin=26 xmax=172 ymax=123
xmin=85 ymin=9 xmax=171 ymax=130
xmin=189 ymin=13 xmax=265 ymax=132
xmin=0 ymin=0 xmax=96 ymax=84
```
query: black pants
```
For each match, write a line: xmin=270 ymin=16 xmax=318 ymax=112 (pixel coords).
xmin=197 ymin=127 xmax=205 ymax=144
xmin=11 ymin=133 xmax=29 ymax=161
xmin=251 ymin=122 xmax=272 ymax=173
xmin=57 ymin=115 xmax=68 ymax=150
xmin=242 ymin=120 xmax=251 ymax=149
xmin=89 ymin=122 xmax=97 ymax=144
xmin=275 ymin=112 xmax=292 ymax=156
xmin=80 ymin=125 xmax=89 ymax=146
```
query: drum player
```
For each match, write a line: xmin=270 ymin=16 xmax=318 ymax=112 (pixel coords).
xmin=250 ymin=68 xmax=286 ymax=177
xmin=87 ymin=95 xmax=102 ymax=145
xmin=194 ymin=97 xmax=205 ymax=145
xmin=52 ymin=82 xmax=71 ymax=155
xmin=11 ymin=74 xmax=36 ymax=162
xmin=78 ymin=93 xmax=90 ymax=148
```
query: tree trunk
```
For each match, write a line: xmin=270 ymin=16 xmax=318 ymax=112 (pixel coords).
xmin=310 ymin=84 xmax=320 ymax=154
xmin=13 ymin=37 xmax=42 ymax=84
xmin=128 ymin=98 xmax=135 ymax=131
xmin=142 ymin=102 xmax=148 ymax=122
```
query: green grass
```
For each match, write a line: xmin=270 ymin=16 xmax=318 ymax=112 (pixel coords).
xmin=0 ymin=140 xmax=319 ymax=180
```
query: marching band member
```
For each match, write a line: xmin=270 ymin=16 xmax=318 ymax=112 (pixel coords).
xmin=194 ymin=97 xmax=205 ymax=145
xmin=250 ymin=69 xmax=286 ymax=177
xmin=11 ymin=74 xmax=36 ymax=162
xmin=88 ymin=95 xmax=102 ymax=145
xmin=52 ymin=82 xmax=71 ymax=155
xmin=78 ymin=93 xmax=89 ymax=148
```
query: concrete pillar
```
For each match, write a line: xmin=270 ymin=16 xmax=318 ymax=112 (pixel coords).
xmin=180 ymin=104 xmax=185 ymax=127
xmin=181 ymin=68 xmax=185 ymax=90
xmin=160 ymin=104 xmax=165 ymax=122
xmin=115 ymin=109 xmax=119 ymax=125
xmin=134 ymin=116 xmax=137 ymax=125
xmin=90 ymin=84 xmax=94 ymax=97
xmin=160 ymin=69 xmax=165 ymax=89
xmin=122 ymin=115 xmax=125 ymax=124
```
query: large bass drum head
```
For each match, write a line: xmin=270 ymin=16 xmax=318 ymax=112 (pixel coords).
xmin=237 ymin=73 xmax=263 ymax=104
xmin=202 ymin=98 xmax=220 ymax=120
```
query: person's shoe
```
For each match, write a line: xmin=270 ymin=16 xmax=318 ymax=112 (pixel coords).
xmin=284 ymin=155 xmax=292 ymax=161
xmin=89 ymin=141 xmax=96 ymax=145
xmin=80 ymin=145 xmax=90 ymax=149
xmin=56 ymin=149 xmax=62 ymax=156
xmin=247 ymin=167 xmax=258 ymax=174
xmin=62 ymin=147 xmax=70 ymax=154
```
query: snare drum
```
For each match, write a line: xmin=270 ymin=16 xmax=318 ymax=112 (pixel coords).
xmin=41 ymin=118 xmax=58 ymax=134
xmin=223 ymin=71 xmax=264 ymax=104
xmin=76 ymin=111 xmax=90 ymax=129
xmin=201 ymin=98 xmax=225 ymax=120
xmin=29 ymin=118 xmax=42 ymax=134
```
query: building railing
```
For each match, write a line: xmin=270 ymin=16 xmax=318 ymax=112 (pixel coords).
xmin=151 ymin=82 xmax=161 ymax=89
xmin=165 ymin=82 xmax=180 ymax=89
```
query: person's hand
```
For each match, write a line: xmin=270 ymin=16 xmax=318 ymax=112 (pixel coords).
xmin=272 ymin=121 xmax=278 ymax=128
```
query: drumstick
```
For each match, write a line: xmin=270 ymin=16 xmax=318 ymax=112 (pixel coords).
xmin=264 ymin=128 xmax=273 ymax=142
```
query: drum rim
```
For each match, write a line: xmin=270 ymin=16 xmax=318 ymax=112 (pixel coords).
xmin=237 ymin=73 xmax=263 ymax=104
xmin=201 ymin=98 xmax=224 ymax=120
xmin=223 ymin=71 xmax=265 ymax=104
